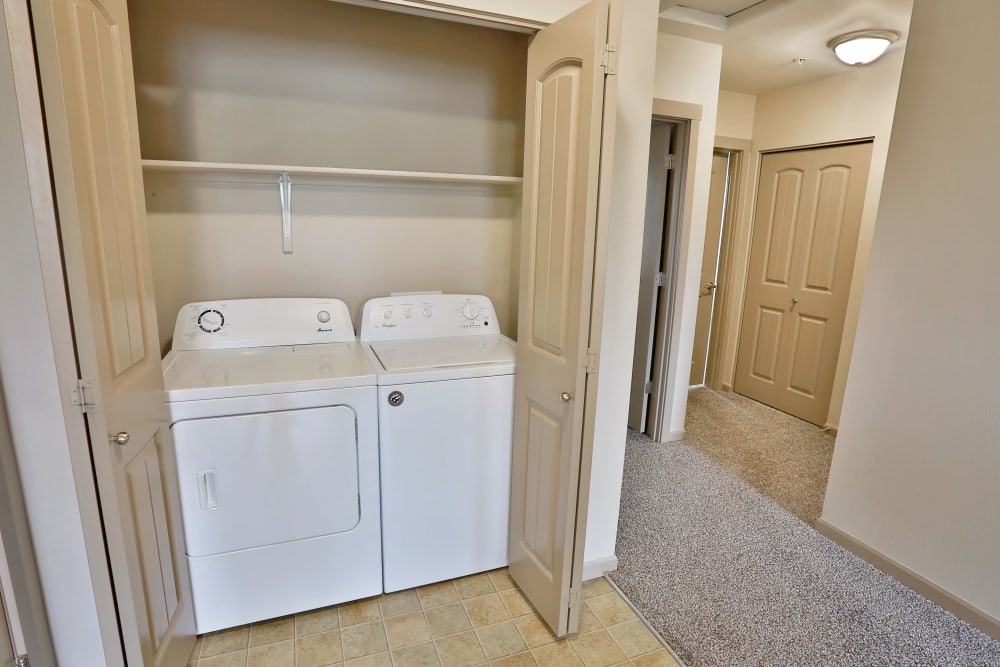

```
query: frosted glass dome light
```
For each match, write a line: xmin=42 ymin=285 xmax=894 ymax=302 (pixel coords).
xmin=828 ymin=30 xmax=899 ymax=66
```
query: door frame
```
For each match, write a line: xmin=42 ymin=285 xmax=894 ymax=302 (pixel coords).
xmin=0 ymin=0 xmax=125 ymax=662
xmin=645 ymin=98 xmax=701 ymax=443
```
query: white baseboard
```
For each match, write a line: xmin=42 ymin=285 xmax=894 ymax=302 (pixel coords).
xmin=816 ymin=518 xmax=1000 ymax=642
xmin=582 ymin=556 xmax=619 ymax=581
xmin=660 ymin=429 xmax=685 ymax=443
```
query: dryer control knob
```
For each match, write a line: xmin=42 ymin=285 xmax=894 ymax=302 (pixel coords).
xmin=461 ymin=302 xmax=479 ymax=320
xmin=317 ymin=310 xmax=331 ymax=323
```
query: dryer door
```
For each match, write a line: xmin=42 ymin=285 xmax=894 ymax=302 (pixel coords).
xmin=173 ymin=405 xmax=359 ymax=557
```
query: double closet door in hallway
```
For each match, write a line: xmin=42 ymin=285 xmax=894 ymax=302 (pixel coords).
xmin=735 ymin=142 xmax=872 ymax=426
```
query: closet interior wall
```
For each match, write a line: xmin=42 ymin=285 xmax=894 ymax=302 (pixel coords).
xmin=127 ymin=0 xmax=529 ymax=350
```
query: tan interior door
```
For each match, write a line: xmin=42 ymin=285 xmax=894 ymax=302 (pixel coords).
xmin=735 ymin=142 xmax=872 ymax=425
xmin=29 ymin=0 xmax=195 ymax=663
xmin=690 ymin=151 xmax=730 ymax=385
xmin=509 ymin=0 xmax=619 ymax=637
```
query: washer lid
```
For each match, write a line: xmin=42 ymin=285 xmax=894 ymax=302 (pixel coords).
xmin=163 ymin=342 xmax=376 ymax=402
xmin=368 ymin=335 xmax=516 ymax=380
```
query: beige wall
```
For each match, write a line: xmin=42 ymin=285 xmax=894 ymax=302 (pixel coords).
xmin=716 ymin=89 xmax=755 ymax=140
xmin=716 ymin=53 xmax=904 ymax=427
xmin=652 ymin=33 xmax=723 ymax=438
xmin=822 ymin=0 xmax=1000 ymax=623
xmin=583 ymin=0 xmax=660 ymax=572
xmin=129 ymin=0 xmax=527 ymax=347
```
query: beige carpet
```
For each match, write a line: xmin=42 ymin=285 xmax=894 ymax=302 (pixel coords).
xmin=683 ymin=387 xmax=835 ymax=525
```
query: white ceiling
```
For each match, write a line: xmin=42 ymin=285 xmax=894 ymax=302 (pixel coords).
xmin=662 ymin=0 xmax=914 ymax=95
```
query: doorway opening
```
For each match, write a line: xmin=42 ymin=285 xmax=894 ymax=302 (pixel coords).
xmin=689 ymin=141 xmax=745 ymax=390
xmin=627 ymin=116 xmax=690 ymax=440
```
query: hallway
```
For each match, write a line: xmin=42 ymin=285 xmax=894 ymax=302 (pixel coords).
xmin=684 ymin=387 xmax=835 ymax=525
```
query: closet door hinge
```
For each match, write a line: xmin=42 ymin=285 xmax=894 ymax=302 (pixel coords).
xmin=15 ymin=654 xmax=30 ymax=667
xmin=600 ymin=43 xmax=618 ymax=75
xmin=644 ymin=381 xmax=653 ymax=395
xmin=665 ymin=154 xmax=676 ymax=170
xmin=654 ymin=272 xmax=667 ymax=288
xmin=70 ymin=379 xmax=95 ymax=413
xmin=584 ymin=348 xmax=599 ymax=374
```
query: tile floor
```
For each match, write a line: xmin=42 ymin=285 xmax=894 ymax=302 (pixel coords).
xmin=187 ymin=570 xmax=682 ymax=667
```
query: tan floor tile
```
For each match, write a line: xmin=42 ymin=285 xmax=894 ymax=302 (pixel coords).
xmin=419 ymin=581 xmax=461 ymax=609
xmin=499 ymin=588 xmax=533 ymax=618
xmin=385 ymin=611 xmax=433 ymax=649
xmin=435 ymin=630 xmax=487 ymax=667
xmin=249 ymin=615 xmax=295 ymax=646
xmin=585 ymin=593 xmax=636 ymax=627
xmin=425 ymin=602 xmax=472 ymax=638
xmin=570 ymin=630 xmax=626 ymax=667
xmin=630 ymin=649 xmax=682 ymax=667
xmin=488 ymin=569 xmax=517 ymax=592
xmin=464 ymin=593 xmax=511 ymax=627
xmin=380 ymin=589 xmax=422 ymax=618
xmin=513 ymin=615 xmax=557 ymax=649
xmin=530 ymin=641 xmax=583 ymax=667
xmin=346 ymin=651 xmax=393 ymax=667
xmin=340 ymin=598 xmax=382 ymax=627
xmin=201 ymin=626 xmax=249 ymax=657
xmin=296 ymin=629 xmax=344 ymax=667
xmin=342 ymin=620 xmax=389 ymax=660
xmin=296 ymin=607 xmax=340 ymax=636
xmin=393 ymin=640 xmax=443 ymax=667
xmin=249 ymin=638 xmax=294 ymax=667
xmin=606 ymin=620 xmax=662 ymax=659
xmin=579 ymin=603 xmax=603 ymax=634
xmin=491 ymin=651 xmax=537 ymax=666
xmin=454 ymin=573 xmax=496 ymax=599
xmin=198 ymin=650 xmax=247 ymax=667
xmin=581 ymin=578 xmax=614 ymax=599
xmin=477 ymin=620 xmax=527 ymax=660
xmin=189 ymin=636 xmax=204 ymax=661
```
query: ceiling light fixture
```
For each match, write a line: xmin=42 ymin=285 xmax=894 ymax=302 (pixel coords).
xmin=827 ymin=29 xmax=900 ymax=66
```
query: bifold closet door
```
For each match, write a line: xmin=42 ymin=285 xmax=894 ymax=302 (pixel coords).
xmin=30 ymin=0 xmax=196 ymax=662
xmin=508 ymin=0 xmax=621 ymax=638
xmin=735 ymin=142 xmax=872 ymax=425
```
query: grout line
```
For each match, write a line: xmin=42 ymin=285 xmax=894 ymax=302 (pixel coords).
xmin=603 ymin=574 xmax=688 ymax=667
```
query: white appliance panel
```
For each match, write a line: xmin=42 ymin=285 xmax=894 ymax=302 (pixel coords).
xmin=173 ymin=405 xmax=359 ymax=558
xmin=173 ymin=298 xmax=355 ymax=350
xmin=361 ymin=294 xmax=501 ymax=341
xmin=379 ymin=374 xmax=514 ymax=592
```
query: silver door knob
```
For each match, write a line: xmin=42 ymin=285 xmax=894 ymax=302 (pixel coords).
xmin=110 ymin=432 xmax=131 ymax=447
xmin=705 ymin=282 xmax=718 ymax=290
xmin=791 ymin=298 xmax=799 ymax=305
xmin=560 ymin=392 xmax=573 ymax=402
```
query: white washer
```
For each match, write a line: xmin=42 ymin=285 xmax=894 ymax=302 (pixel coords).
xmin=163 ymin=298 xmax=381 ymax=633
xmin=361 ymin=294 xmax=515 ymax=592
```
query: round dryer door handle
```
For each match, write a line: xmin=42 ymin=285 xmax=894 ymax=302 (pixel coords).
xmin=560 ymin=392 xmax=573 ymax=403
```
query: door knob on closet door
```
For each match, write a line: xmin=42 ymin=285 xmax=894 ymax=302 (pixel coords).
xmin=705 ymin=282 xmax=718 ymax=291
xmin=560 ymin=392 xmax=573 ymax=403
xmin=110 ymin=432 xmax=131 ymax=447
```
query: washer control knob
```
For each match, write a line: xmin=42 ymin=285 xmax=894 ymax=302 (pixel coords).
xmin=317 ymin=310 xmax=331 ymax=323
xmin=383 ymin=309 xmax=393 ymax=321
xmin=387 ymin=391 xmax=404 ymax=407
xmin=422 ymin=306 xmax=432 ymax=318
xmin=461 ymin=302 xmax=479 ymax=320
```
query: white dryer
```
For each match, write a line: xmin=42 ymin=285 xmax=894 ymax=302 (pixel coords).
xmin=361 ymin=294 xmax=515 ymax=592
xmin=163 ymin=298 xmax=381 ymax=633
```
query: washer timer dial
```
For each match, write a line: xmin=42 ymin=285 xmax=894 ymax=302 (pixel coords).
xmin=461 ymin=302 xmax=480 ymax=321
xmin=197 ymin=309 xmax=224 ymax=333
